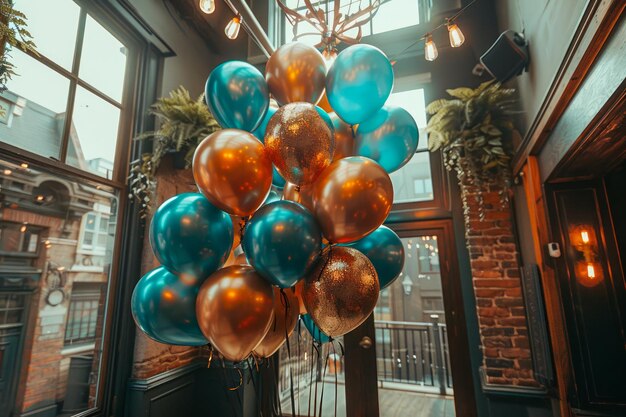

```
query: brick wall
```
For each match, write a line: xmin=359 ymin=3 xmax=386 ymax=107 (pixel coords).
xmin=461 ymin=178 xmax=540 ymax=388
xmin=132 ymin=156 xmax=211 ymax=379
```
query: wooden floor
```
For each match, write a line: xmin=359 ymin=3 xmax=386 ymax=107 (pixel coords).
xmin=282 ymin=383 xmax=455 ymax=417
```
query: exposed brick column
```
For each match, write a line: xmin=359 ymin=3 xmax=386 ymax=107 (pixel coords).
xmin=460 ymin=177 xmax=539 ymax=388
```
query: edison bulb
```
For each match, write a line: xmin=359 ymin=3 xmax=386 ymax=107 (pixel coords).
xmin=199 ymin=0 xmax=215 ymax=14
xmin=447 ymin=23 xmax=465 ymax=47
xmin=424 ymin=35 xmax=438 ymax=61
xmin=225 ymin=15 xmax=241 ymax=40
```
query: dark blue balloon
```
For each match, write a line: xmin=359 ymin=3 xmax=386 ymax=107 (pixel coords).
xmin=302 ymin=314 xmax=330 ymax=344
xmin=131 ymin=267 xmax=207 ymax=346
xmin=150 ymin=193 xmax=233 ymax=279
xmin=355 ymin=106 xmax=419 ymax=173
xmin=326 ymin=44 xmax=393 ymax=125
xmin=343 ymin=226 xmax=404 ymax=289
xmin=205 ymin=61 xmax=269 ymax=131
xmin=243 ymin=200 xmax=322 ymax=288
xmin=252 ymin=106 xmax=277 ymax=142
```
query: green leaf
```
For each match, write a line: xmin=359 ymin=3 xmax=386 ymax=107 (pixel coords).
xmin=480 ymin=124 xmax=502 ymax=137
xmin=446 ymin=87 xmax=475 ymax=101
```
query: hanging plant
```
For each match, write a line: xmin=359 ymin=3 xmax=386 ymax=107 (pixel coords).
xmin=129 ymin=86 xmax=220 ymax=218
xmin=426 ymin=81 xmax=517 ymax=220
xmin=0 ymin=0 xmax=37 ymax=91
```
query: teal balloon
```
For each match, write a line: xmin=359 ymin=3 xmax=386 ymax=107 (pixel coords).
xmin=252 ymin=106 xmax=277 ymax=142
xmin=326 ymin=44 xmax=393 ymax=125
xmin=343 ymin=226 xmax=404 ymax=289
xmin=272 ymin=167 xmax=286 ymax=189
xmin=131 ymin=267 xmax=207 ymax=346
xmin=302 ymin=314 xmax=330 ymax=344
xmin=243 ymin=200 xmax=322 ymax=288
xmin=263 ymin=189 xmax=281 ymax=206
xmin=315 ymin=106 xmax=334 ymax=132
xmin=252 ymin=107 xmax=286 ymax=189
xmin=205 ymin=61 xmax=269 ymax=131
xmin=150 ymin=193 xmax=233 ymax=279
xmin=355 ymin=106 xmax=419 ymax=173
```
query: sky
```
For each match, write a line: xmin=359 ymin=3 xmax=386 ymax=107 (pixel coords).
xmin=9 ymin=0 xmax=127 ymax=167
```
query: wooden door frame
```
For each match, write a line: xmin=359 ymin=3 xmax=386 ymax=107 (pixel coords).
xmin=343 ymin=218 xmax=477 ymax=417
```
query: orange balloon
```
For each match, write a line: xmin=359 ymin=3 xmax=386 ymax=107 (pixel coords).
xmin=282 ymin=182 xmax=315 ymax=213
xmin=294 ymin=281 xmax=307 ymax=314
xmin=193 ymin=129 xmax=273 ymax=216
xmin=317 ymin=89 xmax=333 ymax=113
xmin=330 ymin=112 xmax=356 ymax=161
xmin=253 ymin=288 xmax=299 ymax=358
xmin=312 ymin=157 xmax=393 ymax=243
xmin=196 ymin=265 xmax=275 ymax=362
xmin=302 ymin=246 xmax=379 ymax=337
xmin=265 ymin=103 xmax=334 ymax=186
xmin=265 ymin=43 xmax=326 ymax=106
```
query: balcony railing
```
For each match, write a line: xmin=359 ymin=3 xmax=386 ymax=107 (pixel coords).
xmin=279 ymin=319 xmax=453 ymax=401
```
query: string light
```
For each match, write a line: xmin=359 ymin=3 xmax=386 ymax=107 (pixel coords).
xmin=225 ymin=14 xmax=242 ymax=40
xmin=424 ymin=34 xmax=438 ymax=61
xmin=199 ymin=0 xmax=215 ymax=14
xmin=447 ymin=21 xmax=465 ymax=47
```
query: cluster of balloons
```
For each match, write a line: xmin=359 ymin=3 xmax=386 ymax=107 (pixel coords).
xmin=132 ymin=42 xmax=416 ymax=362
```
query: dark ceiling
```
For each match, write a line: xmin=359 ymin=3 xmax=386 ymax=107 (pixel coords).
xmin=167 ymin=0 xmax=249 ymax=60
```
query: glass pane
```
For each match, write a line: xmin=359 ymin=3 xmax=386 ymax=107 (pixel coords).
xmin=0 ymin=154 xmax=118 ymax=415
xmin=390 ymin=152 xmax=433 ymax=203
xmin=371 ymin=0 xmax=420 ymax=34
xmin=374 ymin=234 xmax=455 ymax=416
xmin=0 ymin=49 xmax=70 ymax=159
xmin=386 ymin=88 xmax=427 ymax=150
xmin=279 ymin=324 xmax=346 ymax=417
xmin=14 ymin=0 xmax=80 ymax=69
xmin=80 ymin=15 xmax=128 ymax=102
xmin=67 ymin=86 xmax=120 ymax=179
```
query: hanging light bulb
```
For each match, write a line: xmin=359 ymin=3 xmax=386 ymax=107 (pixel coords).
xmin=225 ymin=14 xmax=241 ymax=40
xmin=424 ymin=34 xmax=438 ymax=61
xmin=199 ymin=0 xmax=215 ymax=14
xmin=447 ymin=21 xmax=465 ymax=47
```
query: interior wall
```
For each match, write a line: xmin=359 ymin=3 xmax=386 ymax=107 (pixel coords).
xmin=129 ymin=0 xmax=224 ymax=95
xmin=495 ymin=0 xmax=588 ymax=133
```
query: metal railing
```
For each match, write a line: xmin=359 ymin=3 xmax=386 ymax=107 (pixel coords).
xmin=375 ymin=318 xmax=453 ymax=394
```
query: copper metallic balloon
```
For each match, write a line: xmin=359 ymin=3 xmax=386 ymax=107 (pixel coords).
xmin=282 ymin=182 xmax=315 ymax=212
xmin=330 ymin=112 xmax=356 ymax=161
xmin=294 ymin=281 xmax=307 ymax=314
xmin=312 ymin=156 xmax=393 ymax=243
xmin=302 ymin=246 xmax=379 ymax=337
xmin=193 ymin=129 xmax=273 ymax=216
xmin=253 ymin=288 xmax=299 ymax=358
xmin=317 ymin=89 xmax=333 ymax=113
xmin=265 ymin=102 xmax=334 ymax=186
xmin=196 ymin=265 xmax=275 ymax=362
xmin=265 ymin=43 xmax=326 ymax=106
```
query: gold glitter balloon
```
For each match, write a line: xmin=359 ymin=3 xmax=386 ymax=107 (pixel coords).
xmin=196 ymin=265 xmax=275 ymax=362
xmin=265 ymin=102 xmax=334 ymax=186
xmin=253 ymin=288 xmax=299 ymax=358
xmin=302 ymin=246 xmax=379 ymax=337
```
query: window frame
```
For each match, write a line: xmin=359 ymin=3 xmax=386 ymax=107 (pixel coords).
xmin=64 ymin=283 xmax=103 ymax=346
xmin=0 ymin=1 xmax=162 ymax=416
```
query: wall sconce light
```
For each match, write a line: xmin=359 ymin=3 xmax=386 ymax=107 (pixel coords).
xmin=569 ymin=225 xmax=603 ymax=287
xmin=401 ymin=274 xmax=413 ymax=295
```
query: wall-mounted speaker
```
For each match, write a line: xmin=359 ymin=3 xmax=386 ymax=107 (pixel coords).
xmin=480 ymin=30 xmax=529 ymax=82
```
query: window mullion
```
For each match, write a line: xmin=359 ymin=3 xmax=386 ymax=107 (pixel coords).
xmin=59 ymin=9 xmax=87 ymax=163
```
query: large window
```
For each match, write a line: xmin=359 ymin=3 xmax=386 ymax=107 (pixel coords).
xmin=0 ymin=1 xmax=141 ymax=416
xmin=280 ymin=0 xmax=429 ymax=45
xmin=0 ymin=0 xmax=129 ymax=180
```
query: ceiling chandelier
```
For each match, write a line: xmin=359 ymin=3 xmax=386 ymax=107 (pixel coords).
xmin=276 ymin=0 xmax=381 ymax=58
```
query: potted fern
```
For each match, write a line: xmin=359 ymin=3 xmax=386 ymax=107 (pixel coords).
xmin=129 ymin=86 xmax=220 ymax=217
xmin=0 ymin=0 xmax=37 ymax=90
xmin=426 ymin=81 xmax=517 ymax=220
